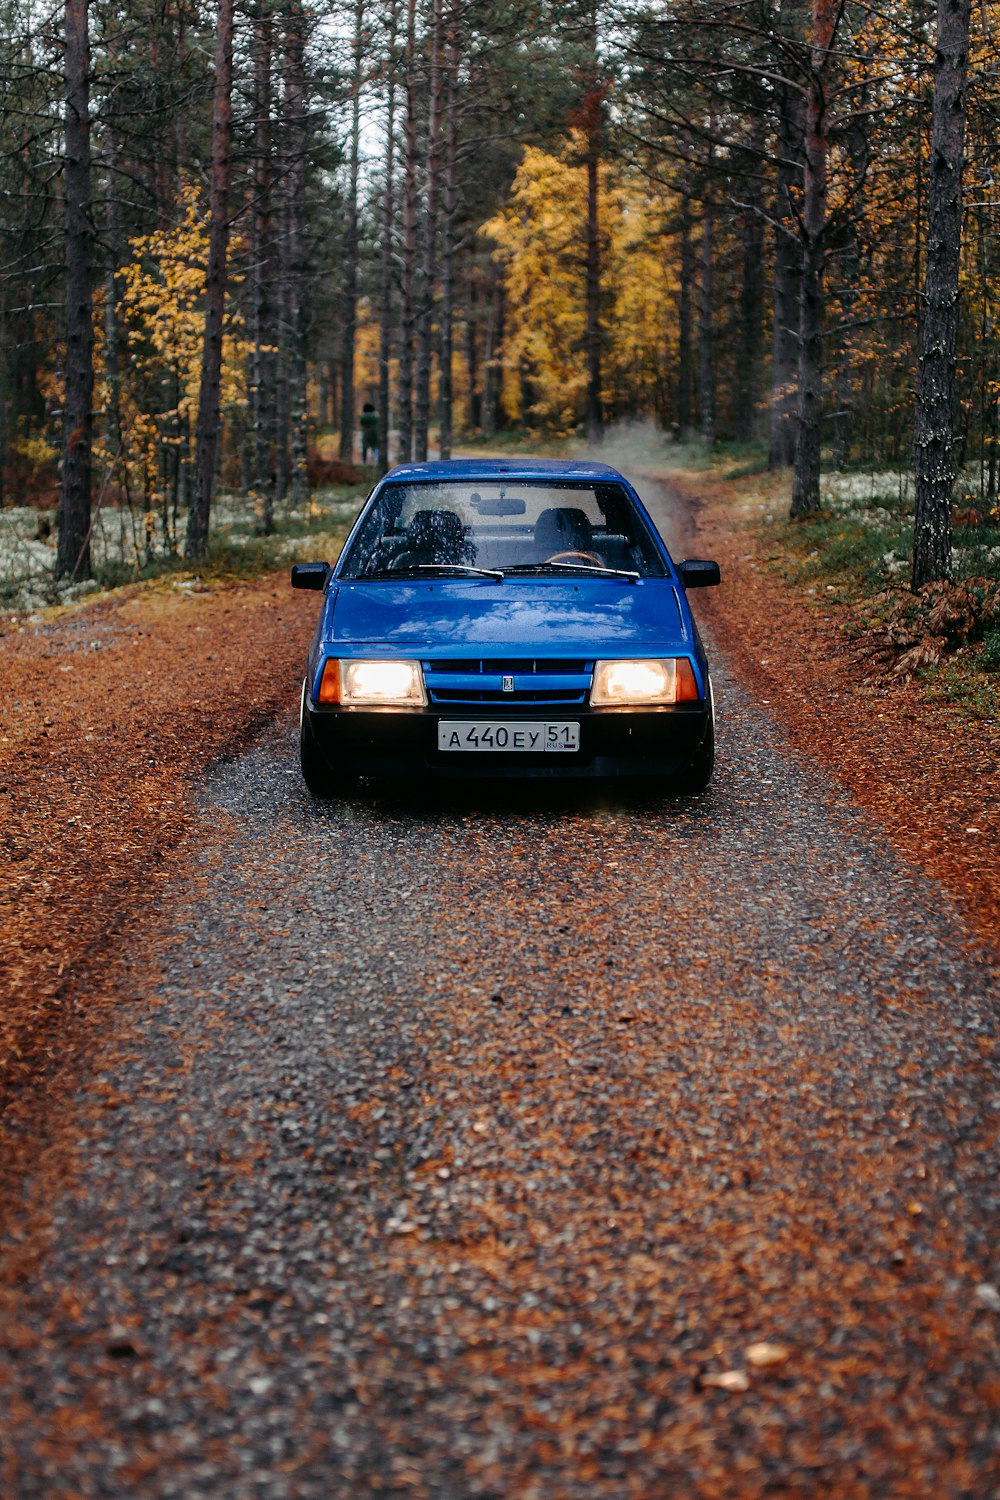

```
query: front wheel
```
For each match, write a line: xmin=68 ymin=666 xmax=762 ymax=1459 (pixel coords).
xmin=299 ymin=682 xmax=353 ymax=798
xmin=668 ymin=683 xmax=715 ymax=794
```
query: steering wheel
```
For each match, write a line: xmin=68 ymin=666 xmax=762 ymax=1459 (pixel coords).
xmin=544 ymin=549 xmax=604 ymax=567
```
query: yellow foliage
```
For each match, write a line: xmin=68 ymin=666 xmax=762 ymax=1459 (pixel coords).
xmin=104 ymin=181 xmax=250 ymax=502
xmin=355 ymin=304 xmax=381 ymax=402
xmin=481 ymin=135 xmax=678 ymax=430
xmin=9 ymin=430 xmax=58 ymax=468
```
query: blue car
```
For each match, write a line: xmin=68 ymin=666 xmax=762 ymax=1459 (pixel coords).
xmin=291 ymin=459 xmax=719 ymax=794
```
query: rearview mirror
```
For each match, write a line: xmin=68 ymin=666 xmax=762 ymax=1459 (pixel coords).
xmin=470 ymin=493 xmax=527 ymax=516
xmin=291 ymin=562 xmax=330 ymax=590
xmin=678 ymin=559 xmax=721 ymax=589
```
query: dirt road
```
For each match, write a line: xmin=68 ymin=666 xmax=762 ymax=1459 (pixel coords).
xmin=1 ymin=478 xmax=998 ymax=1498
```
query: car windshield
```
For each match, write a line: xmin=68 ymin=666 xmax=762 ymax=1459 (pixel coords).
xmin=338 ymin=479 xmax=668 ymax=581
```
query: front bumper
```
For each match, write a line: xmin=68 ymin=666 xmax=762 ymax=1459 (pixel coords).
xmin=302 ymin=696 xmax=711 ymax=781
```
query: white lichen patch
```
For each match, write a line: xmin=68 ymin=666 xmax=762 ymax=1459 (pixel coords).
xmin=819 ymin=469 xmax=910 ymax=510
xmin=0 ymin=487 xmax=364 ymax=614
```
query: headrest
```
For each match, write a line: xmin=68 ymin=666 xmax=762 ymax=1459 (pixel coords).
xmin=534 ymin=507 xmax=593 ymax=550
xmin=406 ymin=509 xmax=467 ymax=557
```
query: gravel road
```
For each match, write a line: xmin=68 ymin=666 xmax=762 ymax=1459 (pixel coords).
xmin=2 ymin=479 xmax=998 ymax=1498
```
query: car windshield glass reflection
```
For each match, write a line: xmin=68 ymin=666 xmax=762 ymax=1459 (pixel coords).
xmin=339 ymin=480 xmax=667 ymax=580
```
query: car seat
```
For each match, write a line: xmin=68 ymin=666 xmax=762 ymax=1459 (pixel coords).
xmin=392 ymin=509 xmax=471 ymax=569
xmin=534 ymin=507 xmax=595 ymax=557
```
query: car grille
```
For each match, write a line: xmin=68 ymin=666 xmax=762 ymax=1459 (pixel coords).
xmin=423 ymin=658 xmax=592 ymax=706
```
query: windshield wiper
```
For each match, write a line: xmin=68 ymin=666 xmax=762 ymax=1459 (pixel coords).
xmin=415 ymin=563 xmax=504 ymax=580
xmin=504 ymin=562 xmax=640 ymax=582
xmin=361 ymin=563 xmax=504 ymax=581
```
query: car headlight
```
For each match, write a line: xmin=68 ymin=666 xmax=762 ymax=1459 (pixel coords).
xmin=590 ymin=658 xmax=699 ymax=706
xmin=318 ymin=658 xmax=427 ymax=707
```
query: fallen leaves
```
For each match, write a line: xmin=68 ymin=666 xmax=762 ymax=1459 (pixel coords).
xmin=0 ymin=576 xmax=315 ymax=1226
xmin=745 ymin=1340 xmax=792 ymax=1369
xmin=691 ymin=478 xmax=1000 ymax=960
xmin=700 ymin=1369 xmax=750 ymax=1392
xmin=697 ymin=1341 xmax=791 ymax=1392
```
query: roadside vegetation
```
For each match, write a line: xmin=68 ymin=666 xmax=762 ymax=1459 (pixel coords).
xmin=711 ymin=454 xmax=1000 ymax=724
xmin=0 ymin=476 xmax=366 ymax=616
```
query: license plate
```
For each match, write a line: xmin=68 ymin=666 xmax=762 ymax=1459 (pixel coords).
xmin=438 ymin=720 xmax=580 ymax=753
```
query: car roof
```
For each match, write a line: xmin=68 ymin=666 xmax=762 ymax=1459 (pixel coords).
xmin=379 ymin=458 xmax=631 ymax=484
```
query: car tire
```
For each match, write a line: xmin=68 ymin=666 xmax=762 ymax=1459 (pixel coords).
xmin=668 ymin=682 xmax=715 ymax=794
xmin=299 ymin=682 xmax=353 ymax=798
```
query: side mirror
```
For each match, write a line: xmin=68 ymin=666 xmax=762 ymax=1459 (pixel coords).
xmin=291 ymin=562 xmax=330 ymax=591
xmin=678 ymin=559 xmax=721 ymax=589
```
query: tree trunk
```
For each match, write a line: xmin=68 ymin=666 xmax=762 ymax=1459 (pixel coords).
xmin=832 ymin=229 xmax=860 ymax=470
xmin=584 ymin=89 xmax=603 ymax=444
xmin=57 ymin=0 xmax=94 ymax=581
xmin=698 ymin=202 xmax=715 ymax=446
xmin=251 ymin=3 xmax=277 ymax=533
xmin=675 ymin=195 xmax=692 ymax=439
xmin=284 ymin=0 xmax=310 ymax=505
xmin=397 ymin=0 xmax=418 ymax=464
xmin=912 ymin=0 xmax=971 ymax=587
xmin=769 ymin=88 xmax=803 ymax=469
xmin=519 ymin=358 xmax=534 ymax=429
xmin=437 ymin=0 xmax=460 ymax=461
xmin=274 ymin=329 xmax=290 ymax=500
xmin=914 ymin=98 xmax=924 ymax=352
xmin=734 ymin=186 xmax=764 ymax=442
xmin=832 ymin=110 xmax=868 ymax=471
xmin=790 ymin=0 xmax=836 ymax=519
xmin=338 ymin=0 xmax=364 ymax=463
xmin=187 ymin=0 xmax=235 ymax=560
xmin=465 ymin=275 xmax=480 ymax=429
xmin=415 ymin=0 xmax=443 ymax=461
xmin=482 ymin=277 xmax=505 ymax=435
xmin=103 ymin=127 xmax=127 ymax=511
xmin=377 ymin=1 xmax=399 ymax=478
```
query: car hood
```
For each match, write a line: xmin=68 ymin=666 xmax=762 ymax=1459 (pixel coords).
xmin=328 ymin=578 xmax=689 ymax=654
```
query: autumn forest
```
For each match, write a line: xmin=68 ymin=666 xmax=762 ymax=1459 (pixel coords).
xmin=2 ymin=0 xmax=998 ymax=594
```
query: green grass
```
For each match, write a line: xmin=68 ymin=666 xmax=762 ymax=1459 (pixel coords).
xmin=922 ymin=656 xmax=1000 ymax=722
xmin=454 ymin=428 xmax=572 ymax=458
xmin=680 ymin=440 xmax=770 ymax=477
xmin=772 ymin=508 xmax=915 ymax=590
xmin=982 ymin=626 xmax=1000 ymax=673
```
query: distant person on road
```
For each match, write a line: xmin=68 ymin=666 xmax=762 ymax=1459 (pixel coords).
xmin=360 ymin=402 xmax=379 ymax=464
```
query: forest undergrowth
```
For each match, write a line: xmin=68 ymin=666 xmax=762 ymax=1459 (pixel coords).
xmin=0 ymin=481 xmax=367 ymax=617
xmin=742 ymin=467 xmax=1000 ymax=725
